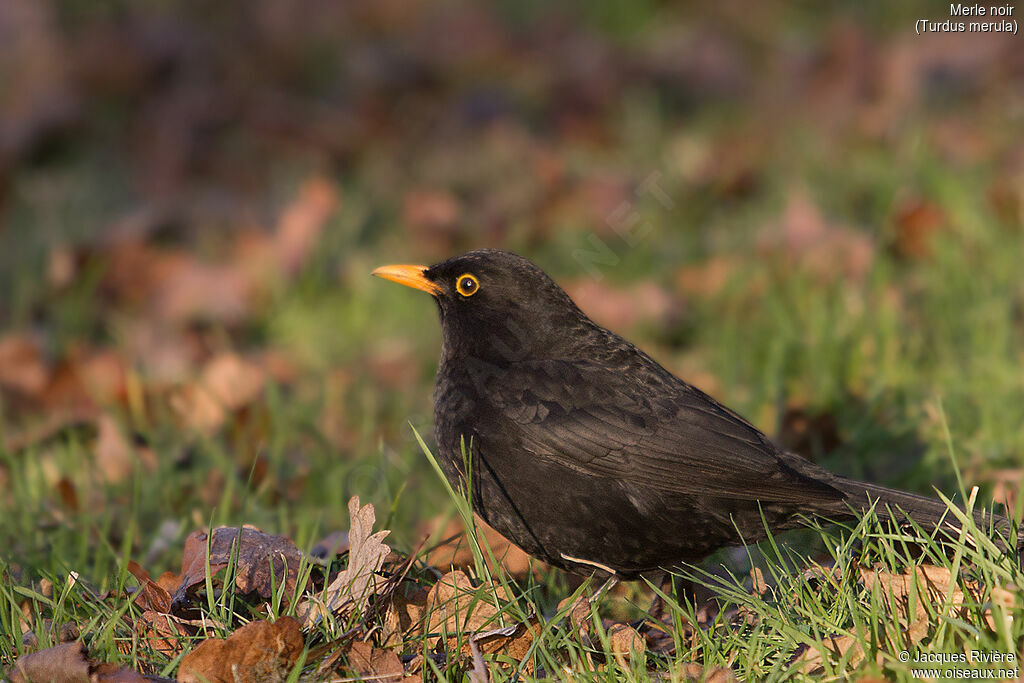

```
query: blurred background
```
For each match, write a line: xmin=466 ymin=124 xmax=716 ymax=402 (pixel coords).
xmin=1 ymin=0 xmax=1022 ymax=572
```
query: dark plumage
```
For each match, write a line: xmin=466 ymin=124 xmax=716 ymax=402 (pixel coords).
xmin=374 ymin=249 xmax=1015 ymax=579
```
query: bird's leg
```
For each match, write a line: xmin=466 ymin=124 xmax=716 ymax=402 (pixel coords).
xmin=591 ymin=574 xmax=619 ymax=603
xmin=647 ymin=572 xmax=697 ymax=623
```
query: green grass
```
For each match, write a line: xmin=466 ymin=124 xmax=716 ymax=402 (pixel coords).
xmin=3 ymin=143 xmax=1024 ymax=677
xmin=2 ymin=5 xmax=1024 ymax=676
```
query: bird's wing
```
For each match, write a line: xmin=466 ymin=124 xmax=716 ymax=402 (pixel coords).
xmin=480 ymin=358 xmax=843 ymax=504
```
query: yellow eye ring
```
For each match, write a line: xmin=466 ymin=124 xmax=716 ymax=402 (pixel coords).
xmin=456 ymin=273 xmax=480 ymax=297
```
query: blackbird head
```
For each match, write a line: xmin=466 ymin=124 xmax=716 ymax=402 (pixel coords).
xmin=373 ymin=249 xmax=589 ymax=363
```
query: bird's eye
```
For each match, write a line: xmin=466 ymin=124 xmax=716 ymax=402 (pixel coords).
xmin=456 ymin=274 xmax=479 ymax=297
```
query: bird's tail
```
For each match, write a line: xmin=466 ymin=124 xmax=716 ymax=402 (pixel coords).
xmin=836 ymin=477 xmax=1018 ymax=556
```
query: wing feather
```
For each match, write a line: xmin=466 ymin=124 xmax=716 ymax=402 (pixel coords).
xmin=480 ymin=359 xmax=842 ymax=504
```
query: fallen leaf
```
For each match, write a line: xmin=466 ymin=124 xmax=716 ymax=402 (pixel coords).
xmin=6 ymin=640 xmax=146 ymax=683
xmin=794 ymin=634 xmax=867 ymax=675
xmin=127 ymin=561 xmax=172 ymax=613
xmin=135 ymin=610 xmax=191 ymax=657
xmin=171 ymin=353 xmax=266 ymax=432
xmin=381 ymin=591 xmax=428 ymax=646
xmin=93 ymin=414 xmax=137 ymax=484
xmin=608 ymin=623 xmax=645 ymax=665
xmin=344 ymin=640 xmax=403 ymax=683
xmin=425 ymin=515 xmax=543 ymax=578
xmin=298 ymin=496 xmax=391 ymax=627
xmin=0 ymin=333 xmax=48 ymax=397
xmin=200 ymin=353 xmax=266 ymax=412
xmin=750 ymin=567 xmax=769 ymax=597
xmin=672 ymin=662 xmax=738 ymax=682
xmin=557 ymin=595 xmax=593 ymax=640
xmin=426 ymin=571 xmax=500 ymax=636
xmin=173 ymin=526 xmax=303 ymax=611
xmin=176 ymin=617 xmax=303 ymax=683
xmin=795 ymin=562 xmax=1017 ymax=674
xmin=272 ymin=176 xmax=339 ymax=275
xmin=153 ymin=257 xmax=254 ymax=325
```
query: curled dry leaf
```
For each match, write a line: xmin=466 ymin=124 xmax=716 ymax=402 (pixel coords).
xmin=176 ymin=617 xmax=303 ymax=683
xmin=173 ymin=526 xmax=302 ymax=610
xmin=298 ymin=496 xmax=391 ymax=628
xmin=127 ymin=560 xmax=172 ymax=613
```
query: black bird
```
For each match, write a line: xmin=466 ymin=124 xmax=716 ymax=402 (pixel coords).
xmin=374 ymin=249 xmax=1015 ymax=579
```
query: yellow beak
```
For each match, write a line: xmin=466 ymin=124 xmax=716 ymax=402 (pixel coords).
xmin=371 ymin=264 xmax=442 ymax=295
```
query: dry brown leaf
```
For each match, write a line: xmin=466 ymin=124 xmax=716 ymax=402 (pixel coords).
xmin=135 ymin=610 xmax=191 ymax=657
xmin=127 ymin=561 xmax=172 ymax=613
xmin=426 ymin=571 xmax=500 ymax=636
xmin=153 ymin=257 xmax=253 ymax=325
xmin=344 ymin=640 xmax=403 ymax=683
xmin=795 ymin=563 xmax=1017 ymax=674
xmin=0 ymin=333 xmax=48 ymax=397
xmin=557 ymin=595 xmax=593 ymax=640
xmin=174 ymin=526 xmax=302 ymax=609
xmin=463 ymin=620 xmax=540 ymax=674
xmin=608 ymin=623 xmax=645 ymax=665
xmin=795 ymin=634 xmax=868 ymax=675
xmin=93 ymin=414 xmax=137 ymax=484
xmin=6 ymin=640 xmax=146 ymax=683
xmin=381 ymin=591 xmax=428 ymax=646
xmin=171 ymin=353 xmax=266 ymax=433
xmin=298 ymin=496 xmax=391 ymax=627
xmin=860 ymin=563 xmax=959 ymax=645
xmin=176 ymin=617 xmax=303 ymax=683
xmin=672 ymin=662 xmax=738 ymax=682
xmin=200 ymin=353 xmax=266 ymax=412
xmin=423 ymin=572 xmax=537 ymax=668
xmin=426 ymin=515 xmax=542 ymax=578
xmin=6 ymin=643 xmax=90 ymax=683
xmin=90 ymin=662 xmax=148 ymax=682
xmin=750 ymin=567 xmax=769 ymax=597
xmin=273 ymin=176 xmax=339 ymax=275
